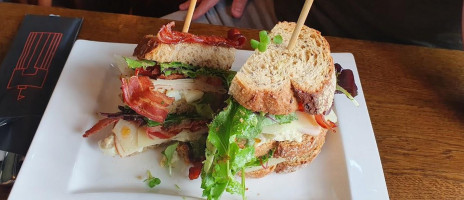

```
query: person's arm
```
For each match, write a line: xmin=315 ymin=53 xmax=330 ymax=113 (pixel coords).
xmin=179 ymin=0 xmax=248 ymax=20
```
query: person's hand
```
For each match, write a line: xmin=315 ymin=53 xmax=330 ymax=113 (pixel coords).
xmin=179 ymin=0 xmax=248 ymax=20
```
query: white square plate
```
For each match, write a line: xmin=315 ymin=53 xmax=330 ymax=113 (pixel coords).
xmin=9 ymin=40 xmax=389 ymax=200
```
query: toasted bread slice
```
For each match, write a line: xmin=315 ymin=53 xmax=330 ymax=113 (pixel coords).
xmin=245 ymin=165 xmax=277 ymax=178
xmin=133 ymin=35 xmax=235 ymax=70
xmin=254 ymin=141 xmax=277 ymax=157
xmin=274 ymin=130 xmax=327 ymax=158
xmin=243 ymin=130 xmax=327 ymax=178
xmin=275 ymin=131 xmax=326 ymax=173
xmin=229 ymin=22 xmax=335 ymax=115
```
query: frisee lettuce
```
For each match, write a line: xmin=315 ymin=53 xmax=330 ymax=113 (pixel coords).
xmin=201 ymin=99 xmax=298 ymax=200
xmin=201 ymin=99 xmax=265 ymax=200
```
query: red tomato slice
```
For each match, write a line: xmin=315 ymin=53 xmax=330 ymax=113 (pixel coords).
xmin=189 ymin=162 xmax=203 ymax=180
xmin=298 ymin=102 xmax=305 ymax=112
xmin=298 ymin=103 xmax=337 ymax=129
xmin=315 ymin=114 xmax=337 ymax=129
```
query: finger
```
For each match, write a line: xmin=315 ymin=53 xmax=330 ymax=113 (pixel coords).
xmin=231 ymin=0 xmax=248 ymax=18
xmin=180 ymin=0 xmax=202 ymax=10
xmin=179 ymin=0 xmax=191 ymax=10
xmin=192 ymin=0 xmax=219 ymax=20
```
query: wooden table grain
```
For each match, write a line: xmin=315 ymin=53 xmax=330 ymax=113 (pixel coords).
xmin=1 ymin=2 xmax=463 ymax=199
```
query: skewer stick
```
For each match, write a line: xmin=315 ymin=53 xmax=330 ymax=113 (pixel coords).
xmin=182 ymin=0 xmax=198 ymax=33
xmin=287 ymin=0 xmax=314 ymax=50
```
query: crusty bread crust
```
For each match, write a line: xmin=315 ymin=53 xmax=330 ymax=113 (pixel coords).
xmin=176 ymin=142 xmax=192 ymax=164
xmin=254 ymin=141 xmax=277 ymax=157
xmin=244 ymin=165 xmax=276 ymax=178
xmin=133 ymin=35 xmax=235 ymax=70
xmin=229 ymin=22 xmax=335 ymax=115
xmin=244 ymin=129 xmax=328 ymax=178
xmin=275 ymin=131 xmax=326 ymax=173
xmin=229 ymin=77 xmax=298 ymax=115
xmin=274 ymin=130 xmax=327 ymax=158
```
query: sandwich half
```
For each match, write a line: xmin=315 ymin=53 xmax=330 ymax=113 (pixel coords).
xmin=201 ymin=22 xmax=338 ymax=199
xmin=83 ymin=22 xmax=245 ymax=158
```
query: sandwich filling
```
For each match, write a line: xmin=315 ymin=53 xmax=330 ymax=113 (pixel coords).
xmin=84 ymin=58 xmax=235 ymax=157
xmin=200 ymin=98 xmax=337 ymax=200
xmin=83 ymin=22 xmax=247 ymax=182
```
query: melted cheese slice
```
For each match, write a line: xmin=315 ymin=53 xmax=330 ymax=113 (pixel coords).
xmin=244 ymin=158 xmax=286 ymax=173
xmin=151 ymin=79 xmax=226 ymax=94
xmin=137 ymin=126 xmax=207 ymax=147
xmin=165 ymin=89 xmax=204 ymax=103
xmin=257 ymin=111 xmax=322 ymax=144
xmin=112 ymin=119 xmax=143 ymax=157
xmin=101 ymin=119 xmax=208 ymax=157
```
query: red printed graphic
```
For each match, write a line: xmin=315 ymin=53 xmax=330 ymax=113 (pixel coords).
xmin=7 ymin=32 xmax=63 ymax=101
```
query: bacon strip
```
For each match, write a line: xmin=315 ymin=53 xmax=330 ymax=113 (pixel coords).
xmin=146 ymin=120 xmax=208 ymax=140
xmin=121 ymin=76 xmax=174 ymax=123
xmin=157 ymin=22 xmax=246 ymax=48
xmin=83 ymin=118 xmax=120 ymax=137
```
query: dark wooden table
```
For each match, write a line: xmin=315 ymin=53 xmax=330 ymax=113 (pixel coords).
xmin=1 ymin=2 xmax=463 ymax=199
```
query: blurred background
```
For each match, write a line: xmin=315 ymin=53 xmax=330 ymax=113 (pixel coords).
xmin=5 ymin=0 xmax=185 ymax=17
xmin=2 ymin=0 xmax=463 ymax=50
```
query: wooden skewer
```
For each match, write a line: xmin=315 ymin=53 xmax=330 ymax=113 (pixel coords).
xmin=287 ymin=0 xmax=314 ymax=50
xmin=182 ymin=0 xmax=198 ymax=33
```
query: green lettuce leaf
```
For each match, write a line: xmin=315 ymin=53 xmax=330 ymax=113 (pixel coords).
xmin=191 ymin=93 xmax=219 ymax=119
xmin=189 ymin=135 xmax=207 ymax=161
xmin=124 ymin=57 xmax=156 ymax=69
xmin=144 ymin=113 xmax=206 ymax=128
xmin=261 ymin=112 xmax=298 ymax=126
xmin=144 ymin=170 xmax=161 ymax=188
xmin=244 ymin=149 xmax=275 ymax=168
xmin=201 ymin=98 xmax=266 ymax=200
xmin=160 ymin=62 xmax=197 ymax=77
xmin=145 ymin=118 xmax=161 ymax=127
xmin=274 ymin=112 xmax=298 ymax=124
xmin=162 ymin=142 xmax=179 ymax=175
xmin=336 ymin=84 xmax=359 ymax=106
xmin=159 ymin=62 xmax=236 ymax=87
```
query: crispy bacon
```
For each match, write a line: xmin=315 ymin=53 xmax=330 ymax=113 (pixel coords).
xmin=83 ymin=118 xmax=120 ymax=137
xmin=121 ymin=76 xmax=174 ymax=122
xmin=134 ymin=66 xmax=160 ymax=78
xmin=146 ymin=120 xmax=209 ymax=140
xmin=157 ymin=22 xmax=246 ymax=48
